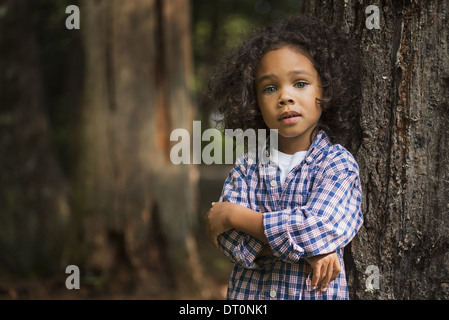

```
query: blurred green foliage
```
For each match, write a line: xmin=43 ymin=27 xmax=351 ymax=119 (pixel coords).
xmin=192 ymin=0 xmax=303 ymax=63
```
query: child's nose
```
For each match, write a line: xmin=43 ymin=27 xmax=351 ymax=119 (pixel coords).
xmin=278 ymin=90 xmax=295 ymax=106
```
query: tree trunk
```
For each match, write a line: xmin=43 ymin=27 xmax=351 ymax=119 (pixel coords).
xmin=303 ymin=0 xmax=449 ymax=299
xmin=0 ymin=0 xmax=70 ymax=276
xmin=73 ymin=0 xmax=199 ymax=293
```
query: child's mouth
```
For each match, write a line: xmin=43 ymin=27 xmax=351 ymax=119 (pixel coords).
xmin=279 ymin=111 xmax=301 ymax=124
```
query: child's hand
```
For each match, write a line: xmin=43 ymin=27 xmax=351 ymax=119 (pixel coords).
xmin=305 ymin=251 xmax=341 ymax=292
xmin=205 ymin=201 xmax=268 ymax=249
xmin=205 ymin=202 xmax=236 ymax=248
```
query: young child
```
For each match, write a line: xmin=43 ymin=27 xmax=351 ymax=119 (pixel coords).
xmin=205 ymin=14 xmax=364 ymax=300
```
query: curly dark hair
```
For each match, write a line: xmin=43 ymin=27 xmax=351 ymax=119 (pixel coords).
xmin=207 ymin=14 xmax=364 ymax=152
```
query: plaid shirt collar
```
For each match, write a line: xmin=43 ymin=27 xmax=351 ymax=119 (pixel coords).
xmin=261 ymin=130 xmax=332 ymax=169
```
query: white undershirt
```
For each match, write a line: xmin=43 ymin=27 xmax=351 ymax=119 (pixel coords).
xmin=271 ymin=149 xmax=308 ymax=187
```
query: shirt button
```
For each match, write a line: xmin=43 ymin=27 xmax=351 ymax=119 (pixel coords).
xmin=270 ymin=290 xmax=276 ymax=298
xmin=306 ymin=156 xmax=313 ymax=163
xmin=270 ymin=180 xmax=277 ymax=187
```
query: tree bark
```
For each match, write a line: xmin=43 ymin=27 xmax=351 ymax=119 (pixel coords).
xmin=303 ymin=0 xmax=449 ymax=299
xmin=0 ymin=0 xmax=70 ymax=275
xmin=73 ymin=0 xmax=199 ymax=293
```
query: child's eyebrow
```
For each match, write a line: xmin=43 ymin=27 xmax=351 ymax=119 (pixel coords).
xmin=256 ymin=70 xmax=314 ymax=85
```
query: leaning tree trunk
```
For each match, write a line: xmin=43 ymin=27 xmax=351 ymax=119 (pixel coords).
xmin=303 ymin=0 xmax=449 ymax=299
xmin=73 ymin=0 xmax=199 ymax=293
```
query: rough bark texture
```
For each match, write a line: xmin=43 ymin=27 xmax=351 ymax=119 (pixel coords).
xmin=73 ymin=0 xmax=199 ymax=292
xmin=303 ymin=0 xmax=449 ymax=299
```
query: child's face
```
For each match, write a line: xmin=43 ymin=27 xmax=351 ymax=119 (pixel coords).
xmin=256 ymin=46 xmax=322 ymax=153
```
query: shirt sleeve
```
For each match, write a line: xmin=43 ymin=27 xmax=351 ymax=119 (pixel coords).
xmin=216 ymin=156 xmax=266 ymax=269
xmin=263 ymin=164 xmax=363 ymax=264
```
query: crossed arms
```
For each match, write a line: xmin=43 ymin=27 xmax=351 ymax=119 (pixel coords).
xmin=205 ymin=159 xmax=363 ymax=292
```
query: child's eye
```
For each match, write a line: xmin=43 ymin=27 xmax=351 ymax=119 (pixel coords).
xmin=294 ymin=81 xmax=308 ymax=89
xmin=263 ymin=86 xmax=277 ymax=94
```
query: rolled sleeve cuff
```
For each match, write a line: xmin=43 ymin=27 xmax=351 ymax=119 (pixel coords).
xmin=218 ymin=230 xmax=265 ymax=269
xmin=263 ymin=210 xmax=304 ymax=264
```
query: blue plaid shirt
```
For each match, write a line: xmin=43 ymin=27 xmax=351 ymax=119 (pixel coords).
xmin=218 ymin=131 xmax=363 ymax=300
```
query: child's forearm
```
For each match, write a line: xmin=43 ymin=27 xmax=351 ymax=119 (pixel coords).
xmin=206 ymin=201 xmax=268 ymax=248
xmin=228 ymin=205 xmax=268 ymax=244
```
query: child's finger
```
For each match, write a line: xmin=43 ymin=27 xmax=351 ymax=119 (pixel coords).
xmin=320 ymin=265 xmax=333 ymax=292
xmin=331 ymin=266 xmax=340 ymax=282
xmin=311 ymin=272 xmax=319 ymax=290
xmin=311 ymin=263 xmax=323 ymax=289
xmin=331 ymin=258 xmax=341 ymax=281
xmin=318 ymin=263 xmax=328 ymax=289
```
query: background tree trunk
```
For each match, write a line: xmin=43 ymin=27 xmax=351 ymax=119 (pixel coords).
xmin=0 ymin=0 xmax=70 ymax=276
xmin=72 ymin=0 xmax=200 ymax=293
xmin=303 ymin=0 xmax=449 ymax=299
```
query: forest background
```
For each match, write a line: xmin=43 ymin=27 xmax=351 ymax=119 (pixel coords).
xmin=0 ymin=0 xmax=448 ymax=300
